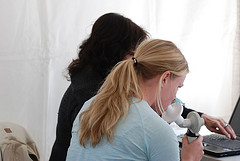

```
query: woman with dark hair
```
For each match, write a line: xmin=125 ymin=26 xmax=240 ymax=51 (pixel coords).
xmin=49 ymin=13 xmax=148 ymax=161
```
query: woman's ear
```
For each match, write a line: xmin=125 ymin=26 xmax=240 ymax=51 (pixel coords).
xmin=161 ymin=71 xmax=171 ymax=87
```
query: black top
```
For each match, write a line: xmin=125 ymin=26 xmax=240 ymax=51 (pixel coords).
xmin=49 ymin=66 xmax=104 ymax=161
xmin=49 ymin=66 xmax=203 ymax=161
xmin=182 ymin=106 xmax=203 ymax=118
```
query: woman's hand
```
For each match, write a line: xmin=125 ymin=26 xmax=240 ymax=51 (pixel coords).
xmin=181 ymin=134 xmax=204 ymax=161
xmin=201 ymin=114 xmax=236 ymax=139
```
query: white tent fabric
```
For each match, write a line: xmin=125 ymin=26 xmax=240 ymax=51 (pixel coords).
xmin=0 ymin=0 xmax=239 ymax=160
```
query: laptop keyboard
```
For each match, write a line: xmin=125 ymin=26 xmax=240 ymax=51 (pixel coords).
xmin=203 ymin=134 xmax=240 ymax=150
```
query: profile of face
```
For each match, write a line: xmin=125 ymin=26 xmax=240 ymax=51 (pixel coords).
xmin=160 ymin=73 xmax=186 ymax=111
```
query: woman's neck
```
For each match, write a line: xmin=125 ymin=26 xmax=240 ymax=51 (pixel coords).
xmin=138 ymin=75 xmax=161 ymax=107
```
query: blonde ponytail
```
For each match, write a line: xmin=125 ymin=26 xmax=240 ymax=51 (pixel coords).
xmin=79 ymin=59 xmax=143 ymax=147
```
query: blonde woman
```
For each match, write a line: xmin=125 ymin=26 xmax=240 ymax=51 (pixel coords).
xmin=66 ymin=39 xmax=204 ymax=161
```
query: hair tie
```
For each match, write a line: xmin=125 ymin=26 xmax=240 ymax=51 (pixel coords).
xmin=132 ymin=57 xmax=138 ymax=66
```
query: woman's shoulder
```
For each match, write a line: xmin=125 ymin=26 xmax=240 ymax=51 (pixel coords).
xmin=130 ymin=98 xmax=176 ymax=137
xmin=129 ymin=99 xmax=179 ymax=160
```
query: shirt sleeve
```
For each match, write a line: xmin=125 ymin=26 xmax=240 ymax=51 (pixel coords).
xmin=175 ymin=97 xmax=203 ymax=118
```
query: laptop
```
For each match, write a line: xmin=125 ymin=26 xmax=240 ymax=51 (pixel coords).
xmin=178 ymin=96 xmax=240 ymax=157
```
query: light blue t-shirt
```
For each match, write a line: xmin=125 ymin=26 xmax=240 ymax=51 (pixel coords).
xmin=66 ymin=97 xmax=180 ymax=161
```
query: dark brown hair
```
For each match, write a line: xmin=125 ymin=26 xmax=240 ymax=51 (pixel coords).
xmin=68 ymin=13 xmax=148 ymax=78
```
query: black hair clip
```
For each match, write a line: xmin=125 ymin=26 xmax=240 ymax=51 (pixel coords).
xmin=132 ymin=57 xmax=138 ymax=66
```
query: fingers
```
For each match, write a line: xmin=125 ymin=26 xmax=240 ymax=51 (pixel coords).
xmin=181 ymin=134 xmax=204 ymax=161
xmin=216 ymin=120 xmax=230 ymax=138
xmin=202 ymin=114 xmax=237 ymax=139
xmin=196 ymin=135 xmax=203 ymax=142
xmin=222 ymin=124 xmax=236 ymax=139
xmin=182 ymin=134 xmax=189 ymax=146
xmin=215 ymin=120 xmax=236 ymax=139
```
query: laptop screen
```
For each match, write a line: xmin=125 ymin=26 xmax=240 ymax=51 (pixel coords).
xmin=229 ymin=97 xmax=240 ymax=137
